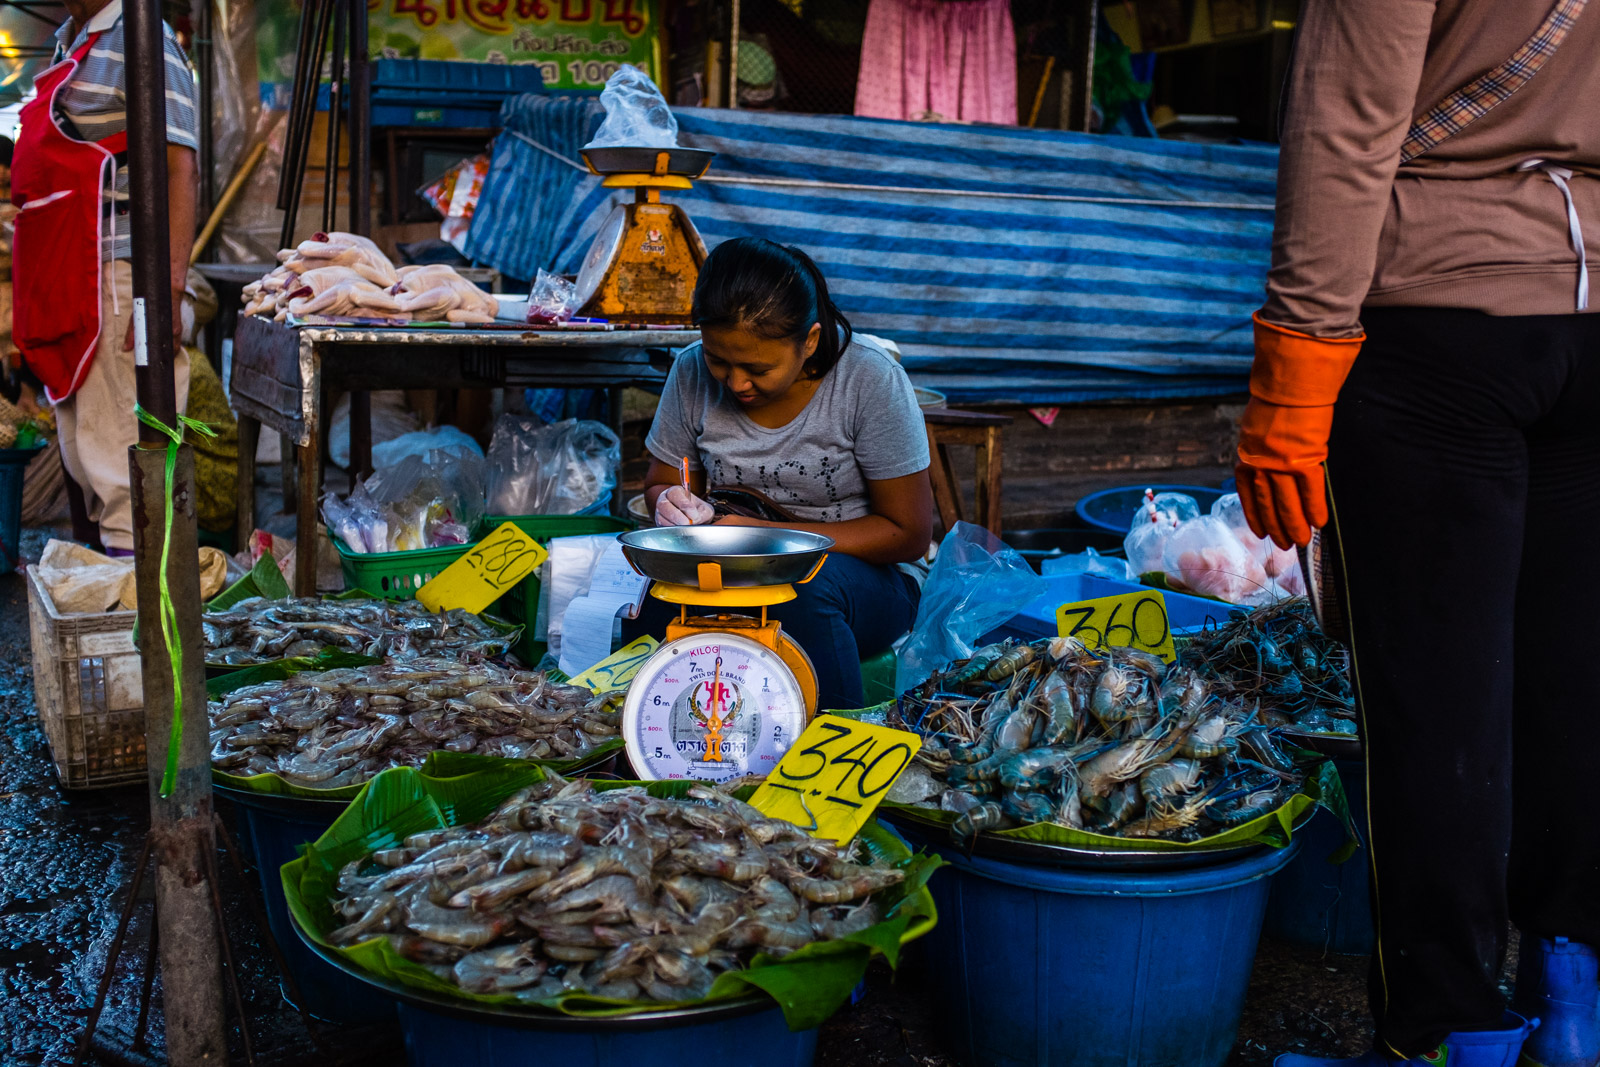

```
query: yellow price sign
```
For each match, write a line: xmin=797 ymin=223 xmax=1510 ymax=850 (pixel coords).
xmin=416 ymin=522 xmax=549 ymax=615
xmin=569 ymin=635 xmax=659 ymax=691
xmin=1056 ymin=589 xmax=1176 ymax=662
xmin=749 ymin=717 xmax=923 ymax=843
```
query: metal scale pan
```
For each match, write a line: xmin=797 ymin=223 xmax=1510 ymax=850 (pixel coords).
xmin=618 ymin=526 xmax=834 ymax=588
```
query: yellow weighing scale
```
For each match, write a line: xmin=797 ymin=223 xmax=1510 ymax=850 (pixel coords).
xmin=616 ymin=525 xmax=833 ymax=783
xmin=573 ymin=146 xmax=715 ymax=324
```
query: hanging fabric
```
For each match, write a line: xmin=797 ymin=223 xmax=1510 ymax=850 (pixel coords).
xmin=855 ymin=0 xmax=1018 ymax=126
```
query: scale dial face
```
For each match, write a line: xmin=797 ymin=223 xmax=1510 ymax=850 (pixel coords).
xmin=622 ymin=632 xmax=808 ymax=783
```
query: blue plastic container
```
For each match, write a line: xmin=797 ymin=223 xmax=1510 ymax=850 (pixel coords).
xmin=983 ymin=572 xmax=1233 ymax=647
xmin=1075 ymin=485 xmax=1225 ymax=535
xmin=1264 ymin=759 xmax=1374 ymax=954
xmin=224 ymin=790 xmax=398 ymax=1026
xmin=394 ymin=998 xmax=817 ymax=1067
xmin=913 ymin=839 xmax=1300 ymax=1067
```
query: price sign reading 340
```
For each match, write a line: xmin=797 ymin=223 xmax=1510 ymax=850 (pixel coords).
xmin=1055 ymin=590 xmax=1176 ymax=663
xmin=417 ymin=522 xmax=549 ymax=614
xmin=749 ymin=718 xmax=923 ymax=843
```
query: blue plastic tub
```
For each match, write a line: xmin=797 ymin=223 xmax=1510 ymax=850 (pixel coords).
xmin=394 ymin=998 xmax=817 ymax=1067
xmin=983 ymin=572 xmax=1233 ymax=647
xmin=1075 ymin=485 xmax=1226 ymax=536
xmin=223 ymin=790 xmax=398 ymax=1026
xmin=1264 ymin=759 xmax=1373 ymax=954
xmin=913 ymin=838 xmax=1300 ymax=1067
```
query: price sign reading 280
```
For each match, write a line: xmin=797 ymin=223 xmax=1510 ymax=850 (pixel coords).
xmin=416 ymin=521 xmax=549 ymax=615
xmin=749 ymin=718 xmax=923 ymax=843
xmin=1055 ymin=590 xmax=1177 ymax=663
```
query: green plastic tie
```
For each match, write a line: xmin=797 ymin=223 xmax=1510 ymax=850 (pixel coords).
xmin=134 ymin=404 xmax=216 ymax=798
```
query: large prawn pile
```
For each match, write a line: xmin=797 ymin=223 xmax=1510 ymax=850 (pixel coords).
xmin=1178 ymin=598 xmax=1355 ymax=735
xmin=327 ymin=776 xmax=906 ymax=1003
xmin=209 ymin=660 xmax=619 ymax=787
xmin=887 ymin=637 xmax=1304 ymax=846
xmin=204 ymin=596 xmax=511 ymax=666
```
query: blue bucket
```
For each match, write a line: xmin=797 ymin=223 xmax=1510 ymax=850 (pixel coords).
xmin=1264 ymin=759 xmax=1373 ymax=954
xmin=1075 ymin=484 xmax=1226 ymax=536
xmin=913 ymin=838 xmax=1300 ymax=1067
xmin=394 ymin=998 xmax=817 ymax=1067
xmin=222 ymin=789 xmax=398 ymax=1026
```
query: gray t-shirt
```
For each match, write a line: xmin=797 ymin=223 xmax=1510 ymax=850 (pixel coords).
xmin=646 ymin=337 xmax=931 ymax=523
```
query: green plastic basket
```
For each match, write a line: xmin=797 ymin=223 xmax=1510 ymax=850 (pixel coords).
xmin=484 ymin=513 xmax=633 ymax=664
xmin=330 ymin=536 xmax=477 ymax=601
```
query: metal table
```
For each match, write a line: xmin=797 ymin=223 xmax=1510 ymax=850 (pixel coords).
xmin=230 ymin=314 xmax=698 ymax=595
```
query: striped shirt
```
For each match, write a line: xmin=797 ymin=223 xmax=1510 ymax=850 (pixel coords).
xmin=49 ymin=1 xmax=200 ymax=261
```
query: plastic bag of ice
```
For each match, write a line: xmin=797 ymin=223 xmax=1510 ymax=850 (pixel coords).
xmin=584 ymin=66 xmax=678 ymax=149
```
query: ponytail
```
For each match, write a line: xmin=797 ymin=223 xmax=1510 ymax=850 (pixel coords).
xmin=691 ymin=237 xmax=853 ymax=378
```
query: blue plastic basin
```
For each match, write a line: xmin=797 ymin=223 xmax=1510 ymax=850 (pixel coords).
xmin=395 ymin=999 xmax=817 ymax=1066
xmin=913 ymin=838 xmax=1300 ymax=1067
xmin=1076 ymin=485 xmax=1225 ymax=536
xmin=225 ymin=791 xmax=398 ymax=1027
xmin=983 ymin=572 xmax=1233 ymax=647
xmin=1264 ymin=759 xmax=1373 ymax=954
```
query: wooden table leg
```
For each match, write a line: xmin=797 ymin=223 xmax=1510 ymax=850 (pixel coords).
xmin=925 ymin=423 xmax=962 ymax=533
xmin=349 ymin=390 xmax=372 ymax=480
xmin=280 ymin=433 xmax=297 ymax=514
xmin=979 ymin=424 xmax=1004 ymax=537
xmin=236 ymin=415 xmax=259 ymax=541
xmin=296 ymin=438 xmax=319 ymax=596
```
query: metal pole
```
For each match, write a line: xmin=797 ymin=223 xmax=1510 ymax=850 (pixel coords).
xmin=123 ymin=1 xmax=227 ymax=1063
xmin=347 ymin=0 xmax=370 ymax=235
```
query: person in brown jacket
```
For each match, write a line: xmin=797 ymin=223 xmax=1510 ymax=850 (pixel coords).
xmin=1238 ymin=1 xmax=1599 ymax=1065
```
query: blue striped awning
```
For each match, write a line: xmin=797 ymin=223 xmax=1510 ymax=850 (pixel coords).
xmin=466 ymin=99 xmax=1278 ymax=403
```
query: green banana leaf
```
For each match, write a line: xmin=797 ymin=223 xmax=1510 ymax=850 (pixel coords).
xmin=281 ymin=769 xmax=943 ymax=1031
xmin=210 ymin=550 xmax=294 ymax=610
xmin=826 ymin=710 xmax=1358 ymax=863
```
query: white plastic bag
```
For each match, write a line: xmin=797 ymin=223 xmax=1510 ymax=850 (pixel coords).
xmin=584 ymin=66 xmax=679 ymax=149
xmin=1040 ymin=546 xmax=1136 ymax=581
xmin=486 ymin=416 xmax=621 ymax=516
xmin=1124 ymin=511 xmax=1179 ymax=577
xmin=1161 ymin=515 xmax=1275 ymax=606
xmin=372 ymin=424 xmax=483 ymax=471
xmin=1210 ymin=492 xmax=1305 ymax=596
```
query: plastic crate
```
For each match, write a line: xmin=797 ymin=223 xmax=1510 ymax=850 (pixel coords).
xmin=981 ymin=572 xmax=1233 ymax=647
xmin=372 ymin=58 xmax=545 ymax=100
xmin=26 ymin=566 xmax=146 ymax=789
xmin=331 ymin=537 xmax=477 ymax=601
xmin=486 ymin=513 xmax=632 ymax=665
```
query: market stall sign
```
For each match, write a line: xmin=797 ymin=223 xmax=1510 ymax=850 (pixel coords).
xmin=570 ymin=635 xmax=658 ymax=691
xmin=1055 ymin=590 xmax=1177 ymax=663
xmin=416 ymin=522 xmax=548 ymax=614
xmin=256 ymin=0 xmax=660 ymax=103
xmin=750 ymin=718 xmax=923 ymax=844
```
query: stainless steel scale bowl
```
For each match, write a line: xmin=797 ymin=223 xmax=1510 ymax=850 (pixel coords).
xmin=618 ymin=526 xmax=834 ymax=588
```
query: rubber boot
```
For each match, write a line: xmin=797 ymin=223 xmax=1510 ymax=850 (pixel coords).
xmin=1514 ymin=937 xmax=1600 ymax=1067
xmin=1276 ymin=1012 xmax=1539 ymax=1067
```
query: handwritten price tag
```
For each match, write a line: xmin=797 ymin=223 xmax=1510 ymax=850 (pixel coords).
xmin=417 ymin=522 xmax=549 ymax=614
xmin=569 ymin=635 xmax=659 ymax=692
xmin=749 ymin=717 xmax=922 ymax=843
xmin=1055 ymin=590 xmax=1176 ymax=663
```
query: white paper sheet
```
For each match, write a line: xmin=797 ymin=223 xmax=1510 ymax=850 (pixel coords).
xmin=555 ymin=540 xmax=649 ymax=677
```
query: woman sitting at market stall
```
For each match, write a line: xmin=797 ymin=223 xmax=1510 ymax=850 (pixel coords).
xmin=631 ymin=237 xmax=933 ymax=711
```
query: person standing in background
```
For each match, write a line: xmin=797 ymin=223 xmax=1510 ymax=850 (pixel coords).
xmin=10 ymin=0 xmax=198 ymax=555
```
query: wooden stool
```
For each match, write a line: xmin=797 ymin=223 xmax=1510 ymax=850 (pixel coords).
xmin=923 ymin=407 xmax=1012 ymax=537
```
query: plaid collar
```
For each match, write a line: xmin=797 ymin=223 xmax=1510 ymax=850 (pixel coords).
xmin=1400 ymin=0 xmax=1587 ymax=164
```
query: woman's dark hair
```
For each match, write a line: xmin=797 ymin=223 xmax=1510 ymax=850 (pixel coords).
xmin=691 ymin=237 xmax=852 ymax=378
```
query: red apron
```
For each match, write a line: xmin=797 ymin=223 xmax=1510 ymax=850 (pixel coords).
xmin=10 ymin=33 xmax=128 ymax=404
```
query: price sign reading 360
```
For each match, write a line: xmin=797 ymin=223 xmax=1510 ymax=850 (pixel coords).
xmin=1055 ymin=590 xmax=1176 ymax=663
xmin=749 ymin=717 xmax=923 ymax=843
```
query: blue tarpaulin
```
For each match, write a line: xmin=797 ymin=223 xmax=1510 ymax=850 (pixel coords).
xmin=466 ymin=98 xmax=1278 ymax=404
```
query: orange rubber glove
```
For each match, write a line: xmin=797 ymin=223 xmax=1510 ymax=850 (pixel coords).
xmin=1235 ymin=313 xmax=1363 ymax=549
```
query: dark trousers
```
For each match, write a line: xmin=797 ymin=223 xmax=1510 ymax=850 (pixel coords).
xmin=1328 ymin=306 xmax=1600 ymax=1054
xmin=623 ymin=552 xmax=919 ymax=711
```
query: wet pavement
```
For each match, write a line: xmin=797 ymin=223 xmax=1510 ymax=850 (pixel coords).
xmin=0 ymin=526 xmax=1448 ymax=1067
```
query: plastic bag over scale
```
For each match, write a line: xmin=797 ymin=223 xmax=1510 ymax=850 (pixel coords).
xmin=583 ymin=66 xmax=679 ymax=149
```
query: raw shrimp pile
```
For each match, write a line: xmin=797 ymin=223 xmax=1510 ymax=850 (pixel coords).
xmin=1178 ymin=597 xmax=1355 ymax=736
xmin=327 ymin=776 xmax=907 ymax=1003
xmin=887 ymin=637 xmax=1305 ymax=847
xmin=204 ymin=596 xmax=511 ymax=666
xmin=209 ymin=660 xmax=619 ymax=787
